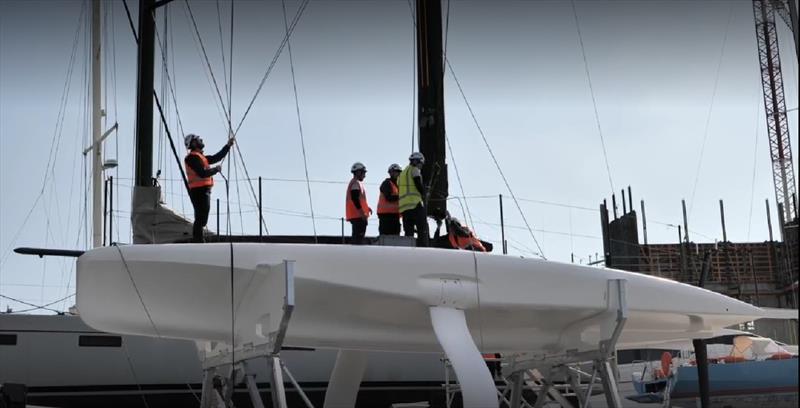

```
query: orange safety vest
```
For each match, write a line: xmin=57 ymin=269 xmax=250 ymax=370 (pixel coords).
xmin=185 ymin=151 xmax=214 ymax=189
xmin=449 ymin=227 xmax=487 ymax=252
xmin=377 ymin=178 xmax=400 ymax=215
xmin=345 ymin=178 xmax=371 ymax=221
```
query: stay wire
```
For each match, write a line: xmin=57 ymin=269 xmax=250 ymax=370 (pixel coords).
xmin=0 ymin=3 xmax=85 ymax=270
xmin=445 ymin=58 xmax=546 ymax=259
xmin=183 ymin=0 xmax=234 ymax=131
xmin=570 ymin=0 xmax=615 ymax=196
xmin=232 ymin=0 xmax=310 ymax=137
xmin=688 ymin=3 xmax=734 ymax=217
xmin=0 ymin=293 xmax=75 ymax=314
xmin=282 ymin=0 xmax=318 ymax=241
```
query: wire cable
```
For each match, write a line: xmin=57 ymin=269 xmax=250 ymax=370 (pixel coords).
xmin=688 ymin=3 xmax=735 ymax=217
xmin=282 ymin=0 xmax=318 ymax=241
xmin=570 ymin=0 xmax=615 ymax=196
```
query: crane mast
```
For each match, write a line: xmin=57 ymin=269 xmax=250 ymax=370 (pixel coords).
xmin=752 ymin=0 xmax=797 ymax=225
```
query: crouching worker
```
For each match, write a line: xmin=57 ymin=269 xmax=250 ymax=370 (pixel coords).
xmin=434 ymin=215 xmax=493 ymax=252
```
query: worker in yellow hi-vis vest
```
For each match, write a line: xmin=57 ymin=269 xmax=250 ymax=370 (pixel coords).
xmin=398 ymin=152 xmax=429 ymax=247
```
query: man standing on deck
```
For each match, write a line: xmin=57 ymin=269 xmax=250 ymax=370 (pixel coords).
xmin=346 ymin=162 xmax=372 ymax=244
xmin=377 ymin=163 xmax=402 ymax=235
xmin=184 ymin=134 xmax=234 ymax=243
xmin=398 ymin=152 xmax=429 ymax=247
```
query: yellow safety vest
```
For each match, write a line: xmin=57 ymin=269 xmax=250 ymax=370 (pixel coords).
xmin=398 ymin=165 xmax=422 ymax=213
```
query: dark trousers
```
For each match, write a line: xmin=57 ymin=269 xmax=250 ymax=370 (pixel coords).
xmin=188 ymin=186 xmax=211 ymax=243
xmin=378 ymin=213 xmax=401 ymax=235
xmin=350 ymin=218 xmax=368 ymax=245
xmin=402 ymin=203 xmax=429 ymax=247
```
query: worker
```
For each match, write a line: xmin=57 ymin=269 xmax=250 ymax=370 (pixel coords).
xmin=184 ymin=133 xmax=234 ymax=243
xmin=346 ymin=162 xmax=372 ymax=245
xmin=377 ymin=163 xmax=402 ymax=235
xmin=398 ymin=152 xmax=429 ymax=247
xmin=446 ymin=217 xmax=487 ymax=252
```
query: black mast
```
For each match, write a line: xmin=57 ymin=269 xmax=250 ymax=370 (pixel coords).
xmin=416 ymin=0 xmax=448 ymax=220
xmin=134 ymin=0 xmax=156 ymax=186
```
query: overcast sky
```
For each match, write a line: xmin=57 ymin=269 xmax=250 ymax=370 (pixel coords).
xmin=1 ymin=0 xmax=798 ymax=313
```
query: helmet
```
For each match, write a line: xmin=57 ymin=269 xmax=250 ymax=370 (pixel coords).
xmin=351 ymin=162 xmax=367 ymax=173
xmin=409 ymin=152 xmax=425 ymax=164
xmin=388 ymin=163 xmax=402 ymax=173
xmin=184 ymin=133 xmax=200 ymax=149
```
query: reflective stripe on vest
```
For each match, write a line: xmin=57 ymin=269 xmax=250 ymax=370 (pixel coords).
xmin=377 ymin=178 xmax=400 ymax=215
xmin=398 ymin=165 xmax=422 ymax=213
xmin=345 ymin=178 xmax=371 ymax=220
xmin=185 ymin=151 xmax=214 ymax=189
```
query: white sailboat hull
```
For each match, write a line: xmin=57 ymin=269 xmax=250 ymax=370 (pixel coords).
xmin=77 ymin=243 xmax=763 ymax=354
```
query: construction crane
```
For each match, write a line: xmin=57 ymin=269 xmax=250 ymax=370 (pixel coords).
xmin=752 ymin=0 xmax=798 ymax=228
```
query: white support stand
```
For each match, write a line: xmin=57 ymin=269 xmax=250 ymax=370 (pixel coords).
xmin=430 ymin=306 xmax=498 ymax=408
xmin=500 ymin=279 xmax=628 ymax=408
xmin=198 ymin=260 xmax=316 ymax=408
xmin=323 ymin=349 xmax=368 ymax=408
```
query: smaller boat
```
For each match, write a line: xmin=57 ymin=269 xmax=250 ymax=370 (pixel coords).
xmin=626 ymin=331 xmax=798 ymax=408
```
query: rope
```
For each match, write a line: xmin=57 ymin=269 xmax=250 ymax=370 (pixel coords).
xmin=570 ymin=0 xmax=615 ymax=196
xmin=445 ymin=135 xmax=474 ymax=230
xmin=688 ymin=3 xmax=734 ymax=217
xmin=282 ymin=0 xmax=318 ymax=241
xmin=113 ymin=244 xmax=161 ymax=337
xmin=121 ymin=342 xmax=151 ymax=408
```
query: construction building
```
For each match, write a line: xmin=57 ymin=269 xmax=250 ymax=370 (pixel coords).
xmin=599 ymin=188 xmax=798 ymax=344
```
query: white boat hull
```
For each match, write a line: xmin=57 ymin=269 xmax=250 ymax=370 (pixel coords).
xmin=77 ymin=243 xmax=763 ymax=354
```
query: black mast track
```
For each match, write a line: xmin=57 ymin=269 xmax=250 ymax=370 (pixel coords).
xmin=416 ymin=0 xmax=448 ymax=220
xmin=134 ymin=0 xmax=156 ymax=187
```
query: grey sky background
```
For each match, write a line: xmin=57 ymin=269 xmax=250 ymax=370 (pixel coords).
xmin=0 ymin=0 xmax=798 ymax=312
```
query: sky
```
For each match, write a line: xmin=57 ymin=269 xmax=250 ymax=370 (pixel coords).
xmin=0 ymin=0 xmax=798 ymax=313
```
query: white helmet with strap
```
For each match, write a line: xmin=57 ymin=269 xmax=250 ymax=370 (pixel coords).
xmin=409 ymin=151 xmax=425 ymax=164
xmin=388 ymin=163 xmax=402 ymax=172
xmin=351 ymin=162 xmax=367 ymax=173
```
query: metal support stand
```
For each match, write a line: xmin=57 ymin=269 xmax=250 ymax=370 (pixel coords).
xmin=198 ymin=260 xmax=315 ymax=408
xmin=498 ymin=279 xmax=628 ymax=408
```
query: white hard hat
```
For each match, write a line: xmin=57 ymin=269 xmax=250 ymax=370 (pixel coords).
xmin=351 ymin=162 xmax=367 ymax=173
xmin=388 ymin=163 xmax=402 ymax=172
xmin=409 ymin=152 xmax=425 ymax=164
xmin=184 ymin=133 xmax=200 ymax=149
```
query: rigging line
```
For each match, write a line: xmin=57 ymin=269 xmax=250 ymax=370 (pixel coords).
xmin=0 ymin=3 xmax=85 ymax=270
xmin=232 ymin=0 xmax=310 ymax=137
xmin=445 ymin=135 xmax=475 ymax=231
xmin=688 ymin=2 xmax=734 ymax=217
xmin=121 ymin=0 xmax=139 ymax=43
xmin=183 ymin=0 xmax=233 ymax=130
xmin=233 ymin=147 xmax=245 ymax=233
xmin=282 ymin=0 xmax=318 ymax=241
xmin=120 ymin=342 xmax=152 ymax=408
xmin=152 ymin=21 xmax=186 ymax=139
xmin=445 ymin=58 xmax=546 ymax=259
xmin=113 ymin=244 xmax=161 ymax=337
xmin=406 ymin=0 xmax=416 ymax=152
xmin=215 ymin=0 xmax=230 ymax=103
xmin=0 ymin=293 xmax=75 ymax=311
xmin=747 ymin=95 xmax=762 ymax=240
xmin=570 ymin=0 xmax=614 ymax=196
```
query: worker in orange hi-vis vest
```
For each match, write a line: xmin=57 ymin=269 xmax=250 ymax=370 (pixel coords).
xmin=345 ymin=162 xmax=372 ymax=245
xmin=377 ymin=163 xmax=402 ymax=236
xmin=183 ymin=133 xmax=234 ymax=243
